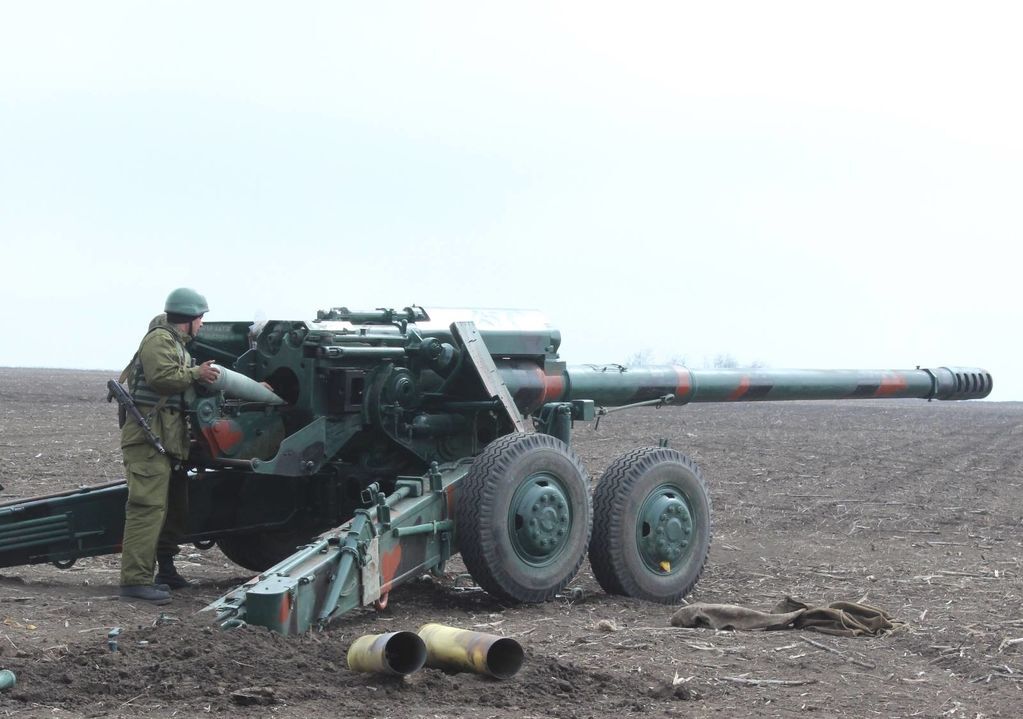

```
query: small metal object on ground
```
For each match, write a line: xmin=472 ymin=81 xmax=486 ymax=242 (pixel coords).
xmin=107 ymin=628 xmax=120 ymax=652
xmin=0 ymin=669 xmax=16 ymax=691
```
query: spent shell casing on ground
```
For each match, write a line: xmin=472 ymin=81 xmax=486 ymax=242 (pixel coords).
xmin=346 ymin=631 xmax=427 ymax=676
xmin=418 ymin=623 xmax=524 ymax=679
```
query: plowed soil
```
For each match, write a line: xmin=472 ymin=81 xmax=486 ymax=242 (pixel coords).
xmin=0 ymin=368 xmax=1020 ymax=718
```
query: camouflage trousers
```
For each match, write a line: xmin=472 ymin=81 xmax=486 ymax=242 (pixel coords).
xmin=119 ymin=451 xmax=189 ymax=587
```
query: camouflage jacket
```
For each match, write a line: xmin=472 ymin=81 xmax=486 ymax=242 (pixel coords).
xmin=122 ymin=319 xmax=204 ymax=462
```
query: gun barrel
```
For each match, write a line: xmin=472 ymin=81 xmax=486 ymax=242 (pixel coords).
xmin=500 ymin=364 xmax=992 ymax=412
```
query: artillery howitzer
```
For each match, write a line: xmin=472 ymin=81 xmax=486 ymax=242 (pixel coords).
xmin=0 ymin=306 xmax=992 ymax=634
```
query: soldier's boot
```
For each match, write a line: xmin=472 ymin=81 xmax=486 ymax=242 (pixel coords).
xmin=155 ymin=555 xmax=190 ymax=590
xmin=120 ymin=584 xmax=172 ymax=605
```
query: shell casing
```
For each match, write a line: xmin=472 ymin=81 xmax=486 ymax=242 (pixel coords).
xmin=346 ymin=631 xmax=427 ymax=676
xmin=418 ymin=623 xmax=524 ymax=679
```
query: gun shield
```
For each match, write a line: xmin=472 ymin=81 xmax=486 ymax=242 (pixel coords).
xmin=346 ymin=631 xmax=427 ymax=676
xmin=418 ymin=623 xmax=524 ymax=679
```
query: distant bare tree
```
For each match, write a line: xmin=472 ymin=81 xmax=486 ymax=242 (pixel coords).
xmin=624 ymin=348 xmax=655 ymax=366
xmin=623 ymin=351 xmax=760 ymax=369
xmin=712 ymin=353 xmax=739 ymax=368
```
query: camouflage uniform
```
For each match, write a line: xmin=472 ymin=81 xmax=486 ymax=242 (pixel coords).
xmin=119 ymin=317 xmax=204 ymax=587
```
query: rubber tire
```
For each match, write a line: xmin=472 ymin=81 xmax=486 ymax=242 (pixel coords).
xmin=589 ymin=447 xmax=712 ymax=603
xmin=216 ymin=528 xmax=313 ymax=572
xmin=456 ymin=433 xmax=593 ymax=603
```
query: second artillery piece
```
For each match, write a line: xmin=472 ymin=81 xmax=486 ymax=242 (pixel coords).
xmin=0 ymin=306 xmax=992 ymax=633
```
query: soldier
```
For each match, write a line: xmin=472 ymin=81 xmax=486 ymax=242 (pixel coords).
xmin=118 ymin=288 xmax=219 ymax=604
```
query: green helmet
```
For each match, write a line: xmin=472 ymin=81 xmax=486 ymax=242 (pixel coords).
xmin=164 ymin=287 xmax=209 ymax=317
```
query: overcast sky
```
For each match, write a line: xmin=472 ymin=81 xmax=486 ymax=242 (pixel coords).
xmin=1 ymin=2 xmax=1019 ymax=401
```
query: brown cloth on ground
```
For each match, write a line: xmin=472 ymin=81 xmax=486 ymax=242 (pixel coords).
xmin=670 ymin=596 xmax=898 ymax=637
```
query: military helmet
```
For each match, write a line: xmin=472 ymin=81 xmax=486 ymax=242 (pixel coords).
xmin=164 ymin=287 xmax=209 ymax=318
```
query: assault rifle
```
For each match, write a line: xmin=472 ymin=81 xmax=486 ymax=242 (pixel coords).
xmin=105 ymin=380 xmax=167 ymax=455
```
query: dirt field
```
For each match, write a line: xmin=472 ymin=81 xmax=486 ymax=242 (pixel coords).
xmin=0 ymin=367 xmax=1020 ymax=718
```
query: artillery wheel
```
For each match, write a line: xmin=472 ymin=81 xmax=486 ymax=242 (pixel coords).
xmin=216 ymin=528 xmax=314 ymax=572
xmin=456 ymin=433 xmax=592 ymax=603
xmin=589 ymin=447 xmax=712 ymax=603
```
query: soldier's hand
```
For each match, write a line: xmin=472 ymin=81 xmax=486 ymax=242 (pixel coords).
xmin=198 ymin=360 xmax=220 ymax=384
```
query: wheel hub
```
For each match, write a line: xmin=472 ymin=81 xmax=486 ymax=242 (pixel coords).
xmin=639 ymin=487 xmax=693 ymax=572
xmin=510 ymin=475 xmax=572 ymax=565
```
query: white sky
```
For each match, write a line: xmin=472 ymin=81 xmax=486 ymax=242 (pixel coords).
xmin=1 ymin=2 xmax=1020 ymax=400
